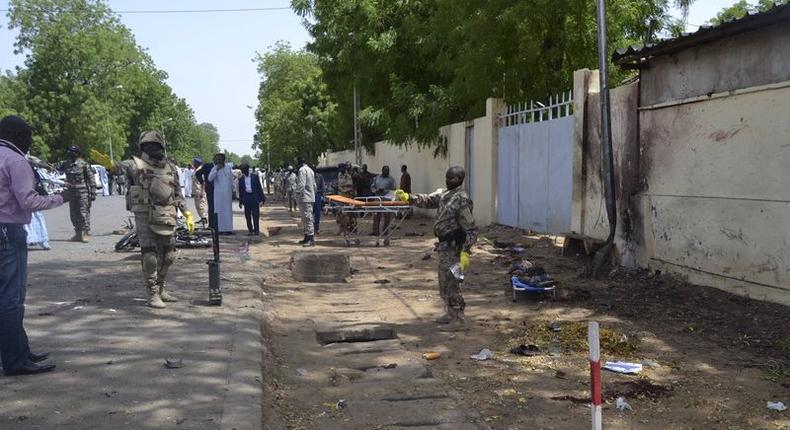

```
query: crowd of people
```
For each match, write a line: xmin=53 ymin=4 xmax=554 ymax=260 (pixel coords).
xmin=0 ymin=112 xmax=478 ymax=377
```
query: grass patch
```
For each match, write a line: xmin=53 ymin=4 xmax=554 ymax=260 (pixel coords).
xmin=506 ymin=320 xmax=639 ymax=357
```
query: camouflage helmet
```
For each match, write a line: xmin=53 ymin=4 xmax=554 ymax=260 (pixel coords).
xmin=66 ymin=145 xmax=82 ymax=155
xmin=137 ymin=130 xmax=166 ymax=149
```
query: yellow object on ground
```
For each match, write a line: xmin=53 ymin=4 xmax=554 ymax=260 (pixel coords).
xmin=183 ymin=210 xmax=195 ymax=234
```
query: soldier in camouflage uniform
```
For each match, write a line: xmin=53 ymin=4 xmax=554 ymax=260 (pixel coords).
xmin=59 ymin=145 xmax=96 ymax=243
xmin=336 ymin=162 xmax=356 ymax=234
xmin=396 ymin=166 xmax=477 ymax=329
xmin=115 ymin=131 xmax=195 ymax=309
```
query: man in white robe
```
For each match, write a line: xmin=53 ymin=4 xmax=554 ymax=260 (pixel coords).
xmin=183 ymin=165 xmax=193 ymax=198
xmin=208 ymin=153 xmax=234 ymax=234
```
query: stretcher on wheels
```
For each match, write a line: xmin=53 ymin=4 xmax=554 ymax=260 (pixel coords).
xmin=326 ymin=195 xmax=411 ymax=247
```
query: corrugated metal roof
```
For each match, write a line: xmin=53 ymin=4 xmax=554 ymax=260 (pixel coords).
xmin=613 ymin=2 xmax=790 ymax=67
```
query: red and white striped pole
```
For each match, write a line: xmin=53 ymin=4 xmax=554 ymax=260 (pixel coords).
xmin=589 ymin=321 xmax=602 ymax=430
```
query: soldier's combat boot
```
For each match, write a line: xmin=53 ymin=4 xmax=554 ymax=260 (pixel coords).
xmin=434 ymin=307 xmax=453 ymax=324
xmin=147 ymin=289 xmax=166 ymax=309
xmin=439 ymin=309 xmax=468 ymax=332
xmin=70 ymin=232 xmax=82 ymax=242
xmin=302 ymin=235 xmax=315 ymax=247
xmin=297 ymin=234 xmax=308 ymax=245
xmin=159 ymin=286 xmax=179 ymax=303
xmin=80 ymin=232 xmax=90 ymax=243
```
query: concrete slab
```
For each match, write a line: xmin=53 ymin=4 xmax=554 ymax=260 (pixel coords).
xmin=290 ymin=252 xmax=350 ymax=283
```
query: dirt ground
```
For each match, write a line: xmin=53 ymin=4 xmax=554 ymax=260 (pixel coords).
xmin=258 ymin=204 xmax=790 ymax=430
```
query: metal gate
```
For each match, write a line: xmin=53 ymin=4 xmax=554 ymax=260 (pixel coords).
xmin=497 ymin=92 xmax=575 ymax=233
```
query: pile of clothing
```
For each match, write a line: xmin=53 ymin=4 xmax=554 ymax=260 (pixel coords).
xmin=509 ymin=260 xmax=555 ymax=287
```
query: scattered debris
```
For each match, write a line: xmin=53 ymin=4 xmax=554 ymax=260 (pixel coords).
xmin=72 ymin=306 xmax=84 ymax=310
xmin=421 ymin=253 xmax=432 ymax=261
xmin=382 ymin=363 xmax=397 ymax=369
xmin=470 ymin=348 xmax=493 ymax=361
xmin=267 ymin=226 xmax=282 ymax=236
xmin=373 ymin=279 xmax=391 ymax=284
xmin=164 ymin=358 xmax=183 ymax=369
xmin=604 ymin=380 xmax=672 ymax=401
xmin=615 ymin=397 xmax=633 ymax=411
xmin=548 ymin=321 xmax=562 ymax=332
xmin=603 ymin=361 xmax=643 ymax=374
xmin=641 ymin=359 xmax=660 ymax=368
xmin=405 ymin=232 xmax=425 ymax=237
xmin=509 ymin=321 xmax=639 ymax=358
xmin=550 ymin=395 xmax=588 ymax=404
xmin=296 ymin=368 xmax=309 ymax=376
xmin=336 ymin=399 xmax=347 ymax=410
xmin=510 ymin=344 xmax=541 ymax=357
xmin=494 ymin=240 xmax=515 ymax=249
xmin=510 ymin=246 xmax=526 ymax=253
xmin=422 ymin=352 xmax=441 ymax=360
xmin=767 ymin=401 xmax=787 ymax=412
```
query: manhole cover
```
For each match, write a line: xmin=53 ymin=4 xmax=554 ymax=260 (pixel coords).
xmin=316 ymin=324 xmax=397 ymax=345
xmin=291 ymin=252 xmax=351 ymax=283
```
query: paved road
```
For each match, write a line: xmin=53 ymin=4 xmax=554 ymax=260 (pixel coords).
xmin=0 ymin=195 xmax=267 ymax=430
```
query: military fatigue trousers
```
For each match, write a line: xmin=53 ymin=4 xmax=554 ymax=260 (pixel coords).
xmin=193 ymin=190 xmax=208 ymax=221
xmin=135 ymin=214 xmax=176 ymax=294
xmin=301 ymin=202 xmax=315 ymax=236
xmin=437 ymin=247 xmax=465 ymax=312
xmin=68 ymin=188 xmax=92 ymax=234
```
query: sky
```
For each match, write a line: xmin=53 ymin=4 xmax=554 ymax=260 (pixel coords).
xmin=0 ymin=0 xmax=731 ymax=157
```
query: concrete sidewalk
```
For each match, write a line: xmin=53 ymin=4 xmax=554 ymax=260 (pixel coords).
xmin=0 ymin=196 xmax=272 ymax=430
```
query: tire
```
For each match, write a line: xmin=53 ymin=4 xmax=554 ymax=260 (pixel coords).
xmin=115 ymin=229 xmax=138 ymax=251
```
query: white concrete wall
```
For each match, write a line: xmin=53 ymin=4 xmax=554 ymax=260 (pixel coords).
xmin=572 ymin=66 xmax=790 ymax=306
xmin=638 ymin=83 xmax=790 ymax=305
xmin=320 ymin=99 xmax=503 ymax=226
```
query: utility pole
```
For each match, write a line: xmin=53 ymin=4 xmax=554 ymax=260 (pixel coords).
xmin=353 ymin=82 xmax=362 ymax=165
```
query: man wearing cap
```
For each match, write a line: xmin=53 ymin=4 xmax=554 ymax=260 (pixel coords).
xmin=115 ymin=131 xmax=195 ymax=309
xmin=59 ymin=145 xmax=96 ymax=242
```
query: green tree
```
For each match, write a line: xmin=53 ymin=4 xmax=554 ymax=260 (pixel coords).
xmin=3 ymin=0 xmax=219 ymax=165
xmin=708 ymin=0 xmax=787 ymax=25
xmin=253 ymin=41 xmax=338 ymax=167
xmin=292 ymin=0 xmax=692 ymax=150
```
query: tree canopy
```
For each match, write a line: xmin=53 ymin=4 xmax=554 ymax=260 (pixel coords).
xmin=708 ymin=0 xmax=787 ymax=25
xmin=0 ymin=0 xmax=220 ymax=164
xmin=253 ymin=41 xmax=338 ymax=167
xmin=286 ymin=0 xmax=694 ymax=152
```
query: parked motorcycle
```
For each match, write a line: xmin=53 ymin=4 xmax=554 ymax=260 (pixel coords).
xmin=114 ymin=217 xmax=213 ymax=251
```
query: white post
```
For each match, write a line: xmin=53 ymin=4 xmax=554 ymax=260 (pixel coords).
xmin=589 ymin=321 xmax=602 ymax=430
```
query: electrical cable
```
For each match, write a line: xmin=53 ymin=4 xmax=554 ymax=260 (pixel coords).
xmin=0 ymin=6 xmax=291 ymax=14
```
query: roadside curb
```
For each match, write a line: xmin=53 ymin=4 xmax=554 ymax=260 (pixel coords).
xmin=220 ymin=308 xmax=264 ymax=430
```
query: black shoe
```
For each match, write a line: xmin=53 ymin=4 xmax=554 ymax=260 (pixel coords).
xmin=4 ymin=361 xmax=56 ymax=376
xmin=302 ymin=236 xmax=315 ymax=247
xmin=297 ymin=235 xmax=308 ymax=245
xmin=29 ymin=352 xmax=50 ymax=363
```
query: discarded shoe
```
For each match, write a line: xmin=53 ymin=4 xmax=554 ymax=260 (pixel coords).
xmin=510 ymin=344 xmax=541 ymax=356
